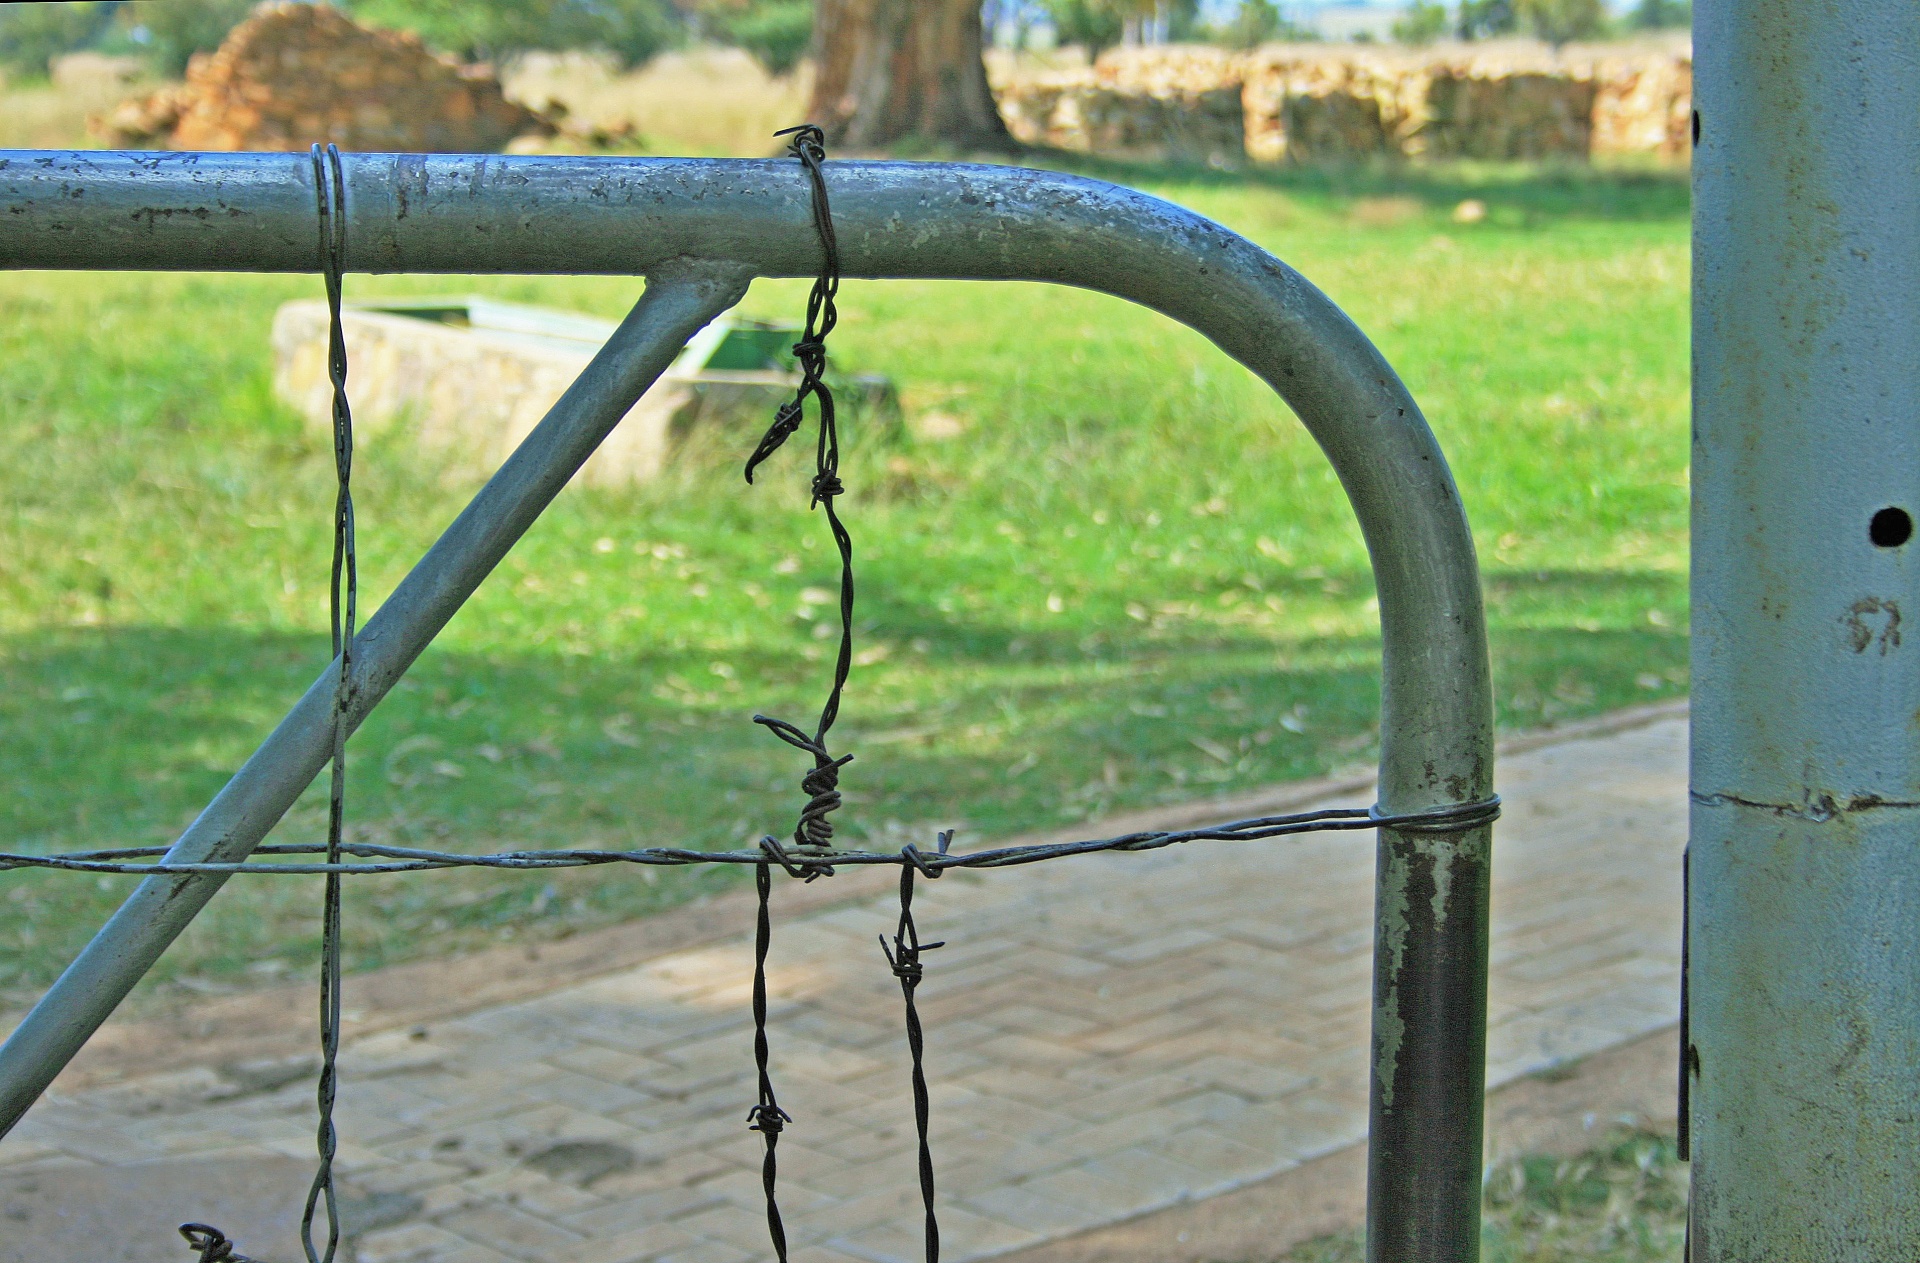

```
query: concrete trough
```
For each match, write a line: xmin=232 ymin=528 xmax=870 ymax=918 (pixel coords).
xmin=271 ymin=296 xmax=804 ymax=485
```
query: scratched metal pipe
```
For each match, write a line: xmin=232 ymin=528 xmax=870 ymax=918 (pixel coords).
xmin=0 ymin=153 xmax=1493 ymax=1262
xmin=1690 ymin=3 xmax=1920 ymax=1255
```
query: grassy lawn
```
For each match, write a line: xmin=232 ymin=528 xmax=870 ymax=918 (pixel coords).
xmin=0 ymin=156 xmax=1689 ymax=1008
xmin=1287 ymin=1130 xmax=1688 ymax=1262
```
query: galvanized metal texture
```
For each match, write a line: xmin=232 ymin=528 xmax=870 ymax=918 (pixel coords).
xmin=0 ymin=153 xmax=1493 ymax=1262
xmin=0 ymin=262 xmax=752 ymax=1139
xmin=1691 ymin=2 xmax=1920 ymax=1256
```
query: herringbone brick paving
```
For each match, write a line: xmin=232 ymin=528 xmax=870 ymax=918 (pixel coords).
xmin=0 ymin=713 xmax=1685 ymax=1263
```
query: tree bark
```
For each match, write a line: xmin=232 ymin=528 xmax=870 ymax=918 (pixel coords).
xmin=808 ymin=0 xmax=1015 ymax=151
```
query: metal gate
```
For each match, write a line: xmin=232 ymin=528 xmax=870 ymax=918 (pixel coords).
xmin=0 ymin=151 xmax=1496 ymax=1263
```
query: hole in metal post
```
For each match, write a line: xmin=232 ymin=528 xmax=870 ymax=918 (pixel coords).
xmin=1691 ymin=110 xmax=1701 ymax=147
xmin=1870 ymin=507 xmax=1913 ymax=549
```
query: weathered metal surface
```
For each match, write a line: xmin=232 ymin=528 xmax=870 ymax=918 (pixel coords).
xmin=0 ymin=264 xmax=752 ymax=1139
xmin=1368 ymin=825 xmax=1491 ymax=1258
xmin=0 ymin=153 xmax=1493 ymax=1261
xmin=1691 ymin=1 xmax=1920 ymax=1255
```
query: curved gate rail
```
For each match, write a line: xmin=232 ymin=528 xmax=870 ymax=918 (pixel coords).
xmin=0 ymin=152 xmax=1495 ymax=1263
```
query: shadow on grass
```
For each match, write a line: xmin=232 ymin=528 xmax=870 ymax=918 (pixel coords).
xmin=891 ymin=138 xmax=1691 ymax=225
xmin=1290 ymin=1129 xmax=1687 ymax=1262
xmin=0 ymin=586 xmax=1684 ymax=995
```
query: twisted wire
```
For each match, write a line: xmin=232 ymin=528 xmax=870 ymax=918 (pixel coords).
xmin=302 ymin=140 xmax=353 ymax=1263
xmin=166 ymin=139 xmax=355 ymax=1263
xmin=180 ymin=1224 xmax=258 ymax=1263
xmin=17 ymin=798 xmax=1501 ymax=878
xmin=745 ymin=862 xmax=794 ymax=1263
xmin=746 ymin=123 xmax=852 ymax=880
xmin=738 ymin=126 xmax=847 ymax=1244
xmin=879 ymin=859 xmax=946 ymax=1263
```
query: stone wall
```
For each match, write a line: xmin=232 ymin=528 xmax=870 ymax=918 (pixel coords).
xmin=1589 ymin=53 xmax=1693 ymax=157
xmin=1240 ymin=52 xmax=1423 ymax=162
xmin=996 ymin=77 xmax=1245 ymax=164
xmin=995 ymin=40 xmax=1692 ymax=165
xmin=1420 ymin=66 xmax=1598 ymax=159
xmin=997 ymin=46 xmax=1247 ymax=164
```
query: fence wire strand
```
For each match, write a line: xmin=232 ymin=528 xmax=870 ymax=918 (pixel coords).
xmin=880 ymin=862 xmax=944 ymax=1263
xmin=301 ymin=139 xmax=353 ymax=1263
xmin=4 ymin=797 xmax=1501 ymax=879
xmin=745 ymin=122 xmax=853 ymax=884
xmin=745 ymin=861 xmax=795 ymax=1263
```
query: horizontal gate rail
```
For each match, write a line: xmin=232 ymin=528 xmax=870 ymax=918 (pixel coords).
xmin=0 ymin=151 xmax=1494 ymax=1263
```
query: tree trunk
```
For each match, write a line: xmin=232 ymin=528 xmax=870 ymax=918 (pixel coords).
xmin=808 ymin=0 xmax=1015 ymax=151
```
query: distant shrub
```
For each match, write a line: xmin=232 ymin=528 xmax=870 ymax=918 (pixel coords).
xmin=709 ymin=0 xmax=811 ymax=76
xmin=1516 ymin=0 xmax=1611 ymax=46
xmin=1044 ymin=0 xmax=1125 ymax=59
xmin=0 ymin=1 xmax=119 ymax=78
xmin=1630 ymin=0 xmax=1690 ymax=29
xmin=1456 ymin=0 xmax=1516 ymax=39
xmin=346 ymin=0 xmax=684 ymax=68
xmin=116 ymin=0 xmax=256 ymax=76
xmin=1216 ymin=0 xmax=1314 ymax=49
xmin=1391 ymin=1 xmax=1449 ymax=45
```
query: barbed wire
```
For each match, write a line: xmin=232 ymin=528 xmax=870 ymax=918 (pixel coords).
xmin=742 ymin=119 xmax=848 ymax=1259
xmin=303 ymin=138 xmax=354 ymax=1263
xmin=880 ymin=864 xmax=942 ymax=1263
xmin=745 ymin=122 xmax=854 ymax=886
xmin=1 ymin=797 xmax=1499 ymax=879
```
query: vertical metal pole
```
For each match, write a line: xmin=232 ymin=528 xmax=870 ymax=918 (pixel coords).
xmin=1691 ymin=2 xmax=1920 ymax=1256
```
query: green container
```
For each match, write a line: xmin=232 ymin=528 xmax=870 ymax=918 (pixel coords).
xmin=702 ymin=321 xmax=801 ymax=371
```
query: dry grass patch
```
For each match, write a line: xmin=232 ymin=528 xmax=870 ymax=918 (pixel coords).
xmin=504 ymin=45 xmax=809 ymax=157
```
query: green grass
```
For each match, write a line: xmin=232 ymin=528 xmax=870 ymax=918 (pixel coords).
xmin=0 ymin=158 xmax=1689 ymax=1007
xmin=1287 ymin=1130 xmax=1689 ymax=1262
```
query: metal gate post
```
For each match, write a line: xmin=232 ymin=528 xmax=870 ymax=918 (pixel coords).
xmin=1 ymin=154 xmax=1494 ymax=1260
xmin=1691 ymin=2 xmax=1920 ymax=1256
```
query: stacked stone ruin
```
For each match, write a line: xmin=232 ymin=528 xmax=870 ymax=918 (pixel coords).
xmin=87 ymin=2 xmax=1685 ymax=166
xmin=95 ymin=2 xmax=545 ymax=152
xmin=997 ymin=41 xmax=1693 ymax=164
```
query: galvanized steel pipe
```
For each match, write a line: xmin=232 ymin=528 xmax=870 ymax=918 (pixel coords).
xmin=0 ymin=153 xmax=1493 ymax=1261
xmin=1691 ymin=3 xmax=1920 ymax=1255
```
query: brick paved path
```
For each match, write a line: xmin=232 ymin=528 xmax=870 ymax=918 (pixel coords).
xmin=0 ymin=711 xmax=1685 ymax=1263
